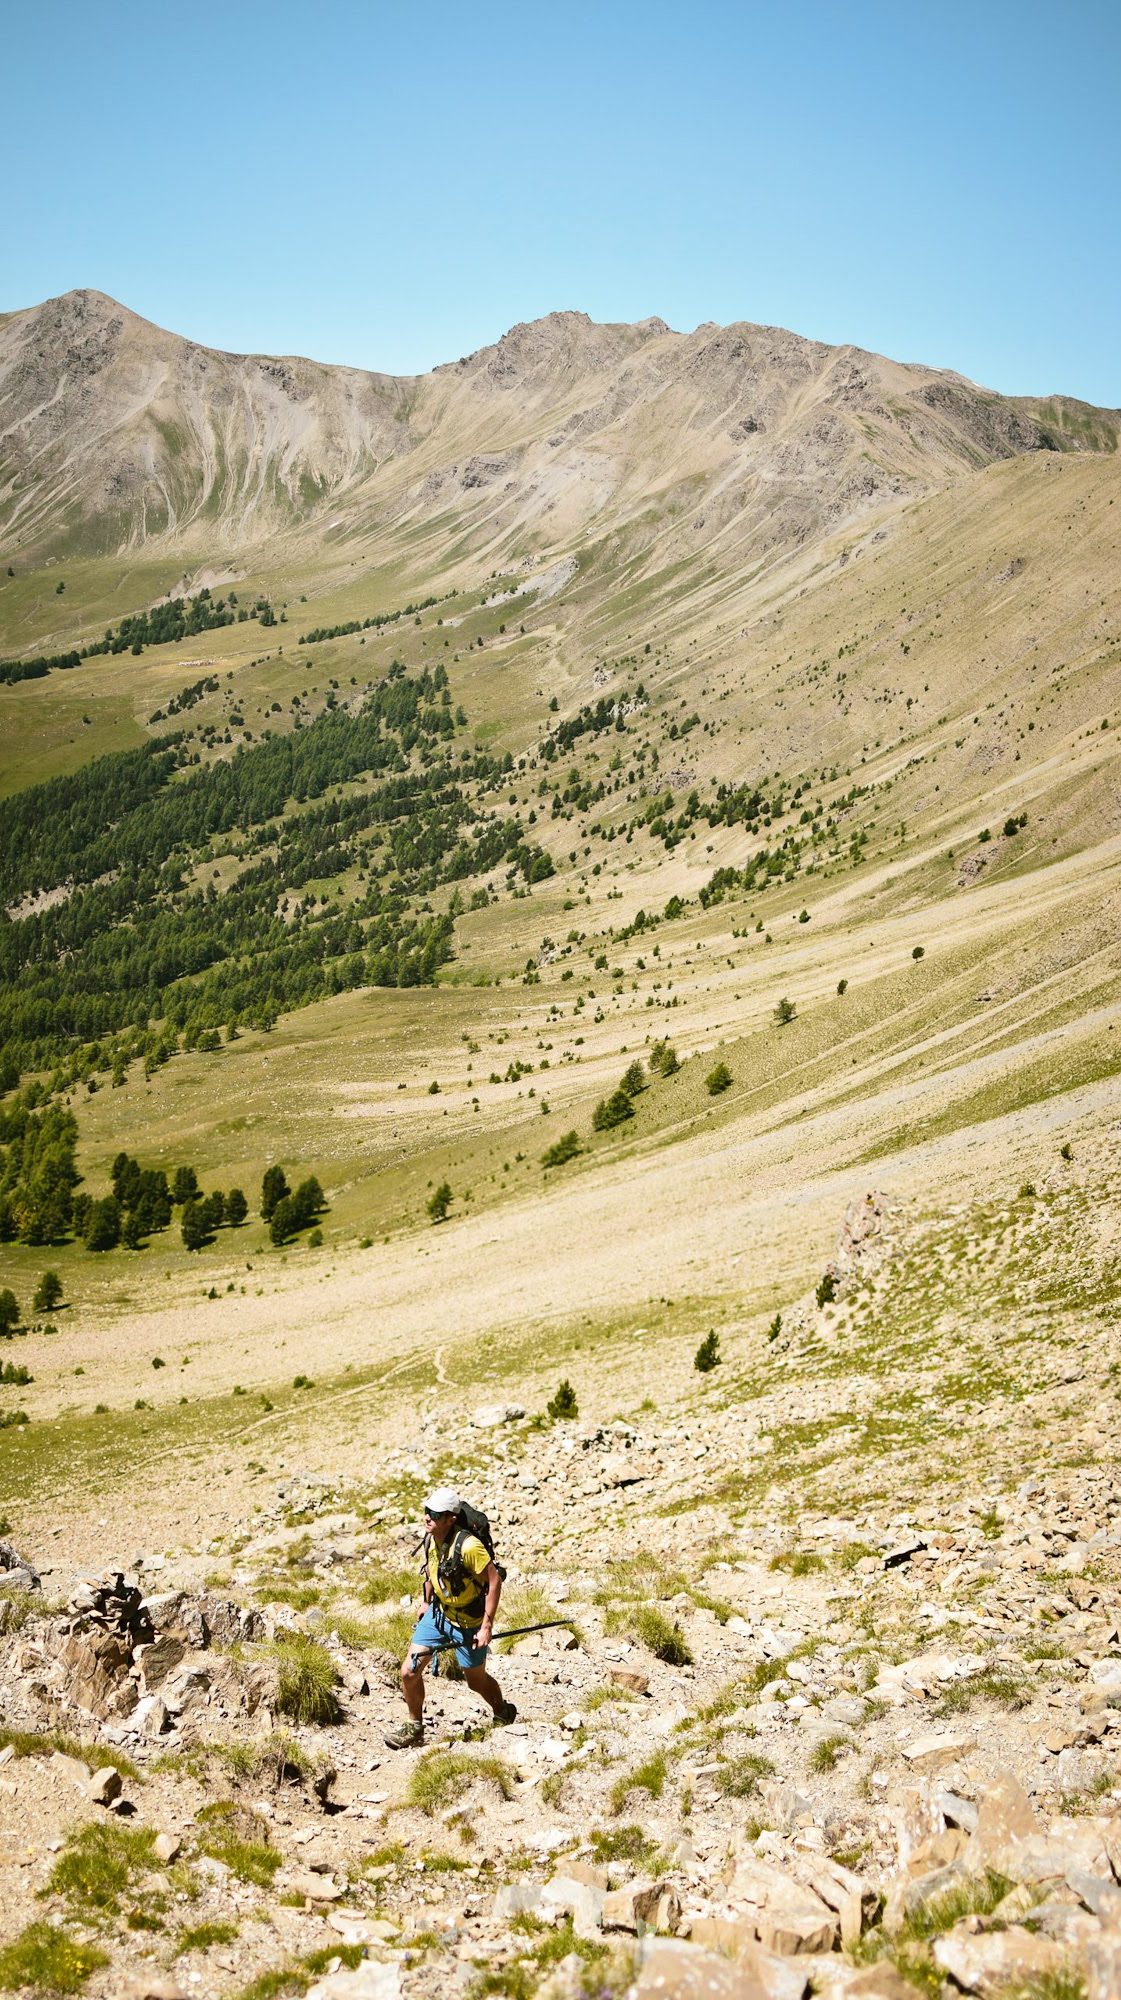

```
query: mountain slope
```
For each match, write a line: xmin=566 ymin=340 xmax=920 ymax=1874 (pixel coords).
xmin=1 ymin=289 xmax=1115 ymax=566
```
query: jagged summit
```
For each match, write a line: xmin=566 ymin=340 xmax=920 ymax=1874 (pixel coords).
xmin=1 ymin=288 xmax=1116 ymax=560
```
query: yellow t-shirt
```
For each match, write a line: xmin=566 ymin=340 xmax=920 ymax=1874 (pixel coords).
xmin=426 ymin=1531 xmax=492 ymax=1629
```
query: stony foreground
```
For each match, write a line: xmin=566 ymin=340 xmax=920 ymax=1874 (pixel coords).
xmin=3 ymin=1172 xmax=1121 ymax=2000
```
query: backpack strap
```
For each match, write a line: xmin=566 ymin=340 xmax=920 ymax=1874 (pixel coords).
xmin=435 ymin=1526 xmax=487 ymax=1613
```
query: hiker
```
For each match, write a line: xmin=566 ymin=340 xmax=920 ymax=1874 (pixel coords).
xmin=384 ymin=1486 xmax=517 ymax=1748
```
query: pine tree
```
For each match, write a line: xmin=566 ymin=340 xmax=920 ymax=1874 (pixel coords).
xmin=32 ymin=1271 xmax=62 ymax=1314
xmin=180 ymin=1200 xmax=211 ymax=1252
xmin=547 ymin=1378 xmax=579 ymax=1420
xmin=694 ymin=1329 xmax=721 ymax=1372
xmin=226 ymin=1187 xmax=248 ymax=1225
xmin=85 ymin=1197 xmax=121 ymax=1252
xmin=261 ymin=1165 xmax=289 ymax=1221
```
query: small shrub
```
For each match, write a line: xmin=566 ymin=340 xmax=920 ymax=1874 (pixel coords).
xmin=547 ymin=1378 xmax=579 ymax=1420
xmin=1060 ymin=1142 xmax=1074 ymax=1162
xmin=590 ymin=1825 xmax=660 ymax=1868
xmin=773 ymin=996 xmax=796 ymax=1025
xmin=694 ymin=1329 xmax=721 ymax=1372
xmin=1019 ymin=1182 xmax=1037 ymax=1200
xmin=271 ymin=1634 xmax=341 ymax=1725
xmin=542 ymin=1130 xmax=580 ymax=1168
xmin=815 ymin=1272 xmax=836 ymax=1307
xmin=767 ymin=1312 xmax=782 ymax=1342
xmin=360 ymin=1565 xmax=416 ymax=1606
xmin=911 ymin=945 xmax=925 ymax=960
xmin=770 ymin=1549 xmax=824 ymax=1576
xmin=427 ymin=1181 xmax=452 ymax=1223
xmin=898 ymin=1868 xmax=1010 ymax=1943
xmin=836 ymin=978 xmax=848 ymax=995
xmin=705 ymin=1061 xmax=733 ymax=1095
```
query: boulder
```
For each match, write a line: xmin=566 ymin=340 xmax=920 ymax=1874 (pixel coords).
xmin=305 ymin=1967 xmax=401 ymax=2000
xmin=629 ymin=1940 xmax=808 ymax=2000
xmin=602 ymin=1877 xmax=680 ymax=1934
xmin=683 ymin=1924 xmax=808 ymax=1999
xmin=0 ymin=1539 xmax=40 ymax=1592
xmin=541 ymin=1873 xmax=606 ymax=1939
xmin=282 ymin=1870 xmax=346 ymax=1902
xmin=970 ymin=1768 xmax=1038 ymax=1868
xmin=86 ymin=1765 xmax=123 ymax=1807
xmin=134 ymin=1631 xmax=188 ymax=1691
xmin=898 ymin=1731 xmax=973 ymax=1772
xmin=610 ymin=1668 xmax=651 ymax=1694
xmin=932 ymin=1921 xmax=1068 ymax=1995
xmin=724 ymin=1860 xmax=838 ymax=1955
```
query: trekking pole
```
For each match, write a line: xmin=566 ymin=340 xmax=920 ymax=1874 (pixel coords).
xmin=429 ymin=1616 xmax=574 ymax=1655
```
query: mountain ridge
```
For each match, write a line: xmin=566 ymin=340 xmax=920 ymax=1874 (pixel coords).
xmin=2 ymin=288 xmax=1116 ymax=568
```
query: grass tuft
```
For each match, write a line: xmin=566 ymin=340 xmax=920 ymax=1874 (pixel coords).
xmin=47 ymin=1822 xmax=156 ymax=1916
xmin=0 ymin=1728 xmax=140 ymax=1778
xmin=175 ymin=1920 xmax=239 ymax=1955
xmin=808 ymin=1733 xmax=851 ymax=1773
xmin=271 ymin=1633 xmax=341 ymax=1725
xmin=609 ymin=1749 xmax=667 ymax=1814
xmin=0 ymin=1923 xmax=108 ymax=1994
xmin=196 ymin=1802 xmax=281 ymax=1886
xmin=406 ymin=1748 xmax=517 ymax=1815
xmin=715 ymin=1751 xmax=774 ymax=1797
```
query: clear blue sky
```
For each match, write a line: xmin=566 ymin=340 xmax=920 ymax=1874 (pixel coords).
xmin=7 ymin=0 xmax=1119 ymax=404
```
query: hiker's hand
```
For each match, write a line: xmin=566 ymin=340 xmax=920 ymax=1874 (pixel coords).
xmin=477 ymin=1621 xmax=493 ymax=1647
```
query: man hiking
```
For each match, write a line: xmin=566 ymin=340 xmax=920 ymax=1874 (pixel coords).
xmin=384 ymin=1486 xmax=517 ymax=1749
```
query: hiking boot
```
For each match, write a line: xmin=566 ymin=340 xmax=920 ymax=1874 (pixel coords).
xmin=383 ymin=1717 xmax=424 ymax=1749
xmin=493 ymin=1701 xmax=517 ymax=1727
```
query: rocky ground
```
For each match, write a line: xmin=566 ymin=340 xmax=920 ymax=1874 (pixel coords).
xmin=3 ymin=1159 xmax=1121 ymax=2000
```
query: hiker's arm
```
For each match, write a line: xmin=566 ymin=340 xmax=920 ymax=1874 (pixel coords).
xmin=476 ymin=1562 xmax=502 ymax=1646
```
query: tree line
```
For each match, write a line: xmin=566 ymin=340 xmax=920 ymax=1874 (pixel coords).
xmin=0 ymin=589 xmax=275 ymax=685
xmin=0 ymin=665 xmax=554 ymax=1084
xmin=0 ymin=1104 xmax=327 ymax=1256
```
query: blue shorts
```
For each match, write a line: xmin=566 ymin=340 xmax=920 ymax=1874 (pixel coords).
xmin=409 ymin=1603 xmax=488 ymax=1671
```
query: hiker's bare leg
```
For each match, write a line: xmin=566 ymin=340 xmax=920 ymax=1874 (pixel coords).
xmin=463 ymin=1662 xmax=505 ymax=1714
xmin=401 ymin=1646 xmax=431 ymax=1722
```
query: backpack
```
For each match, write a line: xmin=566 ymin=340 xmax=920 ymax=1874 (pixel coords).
xmin=425 ymin=1500 xmax=506 ymax=1615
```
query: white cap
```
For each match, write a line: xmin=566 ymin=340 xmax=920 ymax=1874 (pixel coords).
xmin=424 ymin=1487 xmax=462 ymax=1517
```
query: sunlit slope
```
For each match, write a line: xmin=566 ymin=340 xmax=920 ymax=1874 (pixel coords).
xmin=2 ymin=290 xmax=1115 ymax=571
